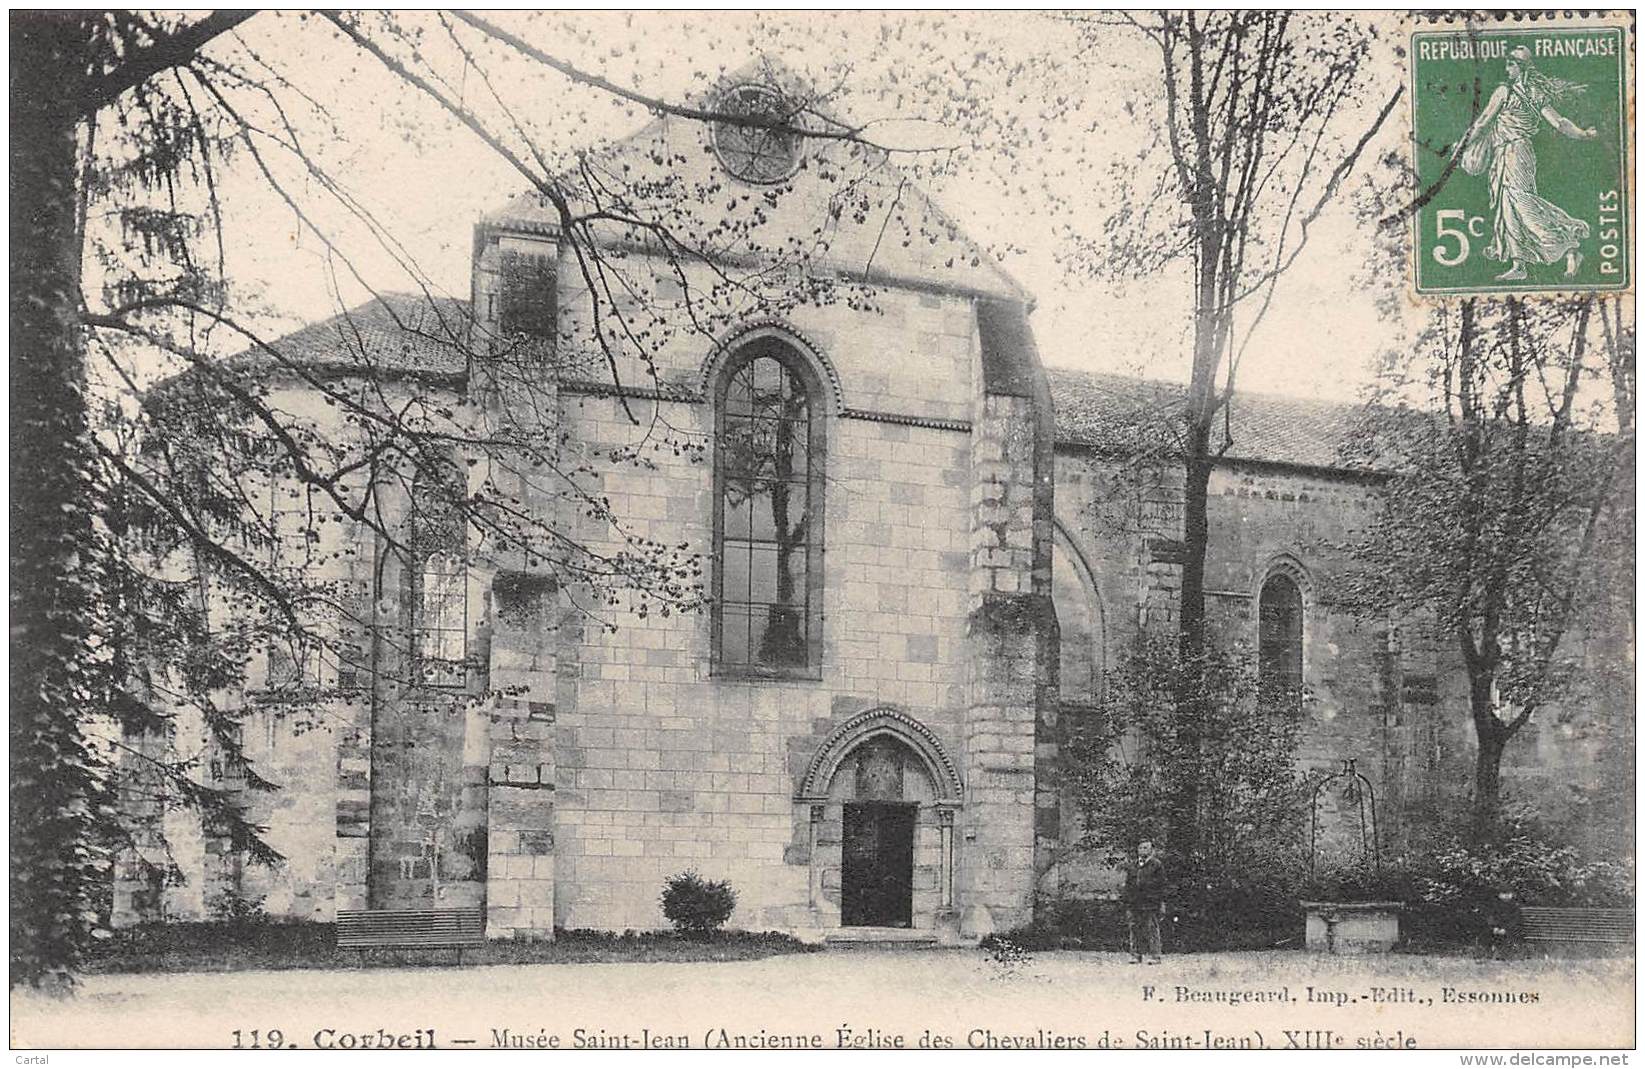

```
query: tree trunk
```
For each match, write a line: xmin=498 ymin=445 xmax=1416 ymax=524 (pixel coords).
xmin=1168 ymin=163 xmax=1224 ymax=859
xmin=1169 ymin=439 xmax=1215 ymax=858
xmin=1471 ymin=725 xmax=1506 ymax=841
xmin=10 ymin=14 xmax=103 ymax=989
xmin=1466 ymin=666 xmax=1506 ymax=841
xmin=1179 ymin=439 xmax=1213 ymax=666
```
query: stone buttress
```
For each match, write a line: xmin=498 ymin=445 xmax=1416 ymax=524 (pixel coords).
xmin=959 ymin=298 xmax=1059 ymax=936
xmin=469 ymin=233 xmax=566 ymax=938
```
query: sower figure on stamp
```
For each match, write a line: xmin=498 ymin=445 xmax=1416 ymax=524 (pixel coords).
xmin=1457 ymin=45 xmax=1598 ymax=281
xmin=1122 ymin=839 xmax=1166 ymax=964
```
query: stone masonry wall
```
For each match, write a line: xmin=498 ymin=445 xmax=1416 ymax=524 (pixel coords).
xmin=485 ymin=699 xmax=557 ymax=937
xmin=1052 ymin=450 xmax=1442 ymax=865
xmin=1049 ymin=449 xmax=1610 ymax=866
xmin=544 ymin=400 xmax=975 ymax=931
xmin=521 ymin=231 xmax=984 ymax=932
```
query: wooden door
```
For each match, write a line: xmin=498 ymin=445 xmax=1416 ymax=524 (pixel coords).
xmin=841 ymin=802 xmax=915 ymax=927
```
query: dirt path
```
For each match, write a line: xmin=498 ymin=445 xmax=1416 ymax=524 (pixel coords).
xmin=11 ymin=948 xmax=1633 ymax=1050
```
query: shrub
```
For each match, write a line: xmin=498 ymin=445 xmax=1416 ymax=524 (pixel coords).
xmin=1010 ymin=893 xmax=1303 ymax=953
xmin=981 ymin=934 xmax=1034 ymax=977
xmin=1301 ymin=860 xmax=1418 ymax=904
xmin=1018 ymin=897 xmax=1125 ymax=950
xmin=207 ymin=888 xmax=269 ymax=929
xmin=660 ymin=871 xmax=737 ymax=935
xmin=1346 ymin=813 xmax=1636 ymax=949
xmin=1167 ymin=875 xmax=1305 ymax=949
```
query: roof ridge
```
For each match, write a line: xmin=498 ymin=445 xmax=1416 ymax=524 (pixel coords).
xmin=1044 ymin=362 xmax=1364 ymax=413
xmin=370 ymin=290 xmax=469 ymax=305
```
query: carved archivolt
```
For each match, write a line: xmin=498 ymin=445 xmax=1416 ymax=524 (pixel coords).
xmin=699 ymin=319 xmax=845 ymax=415
xmin=1255 ymin=552 xmax=1314 ymax=606
xmin=797 ymin=707 xmax=963 ymax=803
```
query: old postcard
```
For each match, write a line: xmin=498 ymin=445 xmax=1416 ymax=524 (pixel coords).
xmin=9 ymin=9 xmax=1634 ymax=1056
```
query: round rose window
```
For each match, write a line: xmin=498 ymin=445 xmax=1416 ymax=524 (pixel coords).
xmin=711 ymin=84 xmax=802 ymax=184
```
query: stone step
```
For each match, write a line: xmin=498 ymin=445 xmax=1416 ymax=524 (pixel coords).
xmin=824 ymin=927 xmax=941 ymax=948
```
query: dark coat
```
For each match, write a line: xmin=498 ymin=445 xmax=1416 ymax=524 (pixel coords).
xmin=1122 ymin=856 xmax=1166 ymax=908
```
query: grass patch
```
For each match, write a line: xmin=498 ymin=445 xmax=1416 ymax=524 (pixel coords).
xmin=87 ymin=922 xmax=817 ymax=974
xmin=1002 ymin=898 xmax=1301 ymax=953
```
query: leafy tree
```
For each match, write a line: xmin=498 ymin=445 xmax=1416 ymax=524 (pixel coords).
xmin=1341 ymin=295 xmax=1633 ymax=837
xmin=10 ymin=10 xmax=260 ymax=992
xmin=11 ymin=10 xmax=973 ymax=987
xmin=1052 ymin=12 xmax=1402 ymax=854
xmin=1062 ymin=636 xmax=1310 ymax=931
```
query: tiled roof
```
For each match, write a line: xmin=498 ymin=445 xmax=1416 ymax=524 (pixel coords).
xmin=241 ymin=297 xmax=1372 ymax=472
xmin=228 ymin=293 xmax=474 ymax=377
xmin=1045 ymin=365 xmax=1365 ymax=471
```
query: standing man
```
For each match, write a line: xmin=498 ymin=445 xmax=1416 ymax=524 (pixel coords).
xmin=1122 ymin=839 xmax=1166 ymax=964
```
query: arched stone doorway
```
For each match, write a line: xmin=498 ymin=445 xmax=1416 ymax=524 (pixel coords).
xmin=795 ymin=710 xmax=961 ymax=932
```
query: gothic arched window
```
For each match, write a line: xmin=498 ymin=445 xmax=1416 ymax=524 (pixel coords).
xmin=1258 ymin=573 xmax=1304 ymax=714
xmin=410 ymin=462 xmax=467 ymax=687
xmin=713 ymin=340 xmax=823 ymax=675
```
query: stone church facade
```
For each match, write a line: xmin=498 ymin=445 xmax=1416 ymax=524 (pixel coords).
xmin=112 ymin=79 xmax=1615 ymax=940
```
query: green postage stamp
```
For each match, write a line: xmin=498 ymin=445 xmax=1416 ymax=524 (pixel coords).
xmin=1411 ymin=23 xmax=1630 ymax=295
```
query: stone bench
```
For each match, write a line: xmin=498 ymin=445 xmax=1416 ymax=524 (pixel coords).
xmin=336 ymin=907 xmax=485 ymax=964
xmin=1520 ymin=906 xmax=1633 ymax=947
